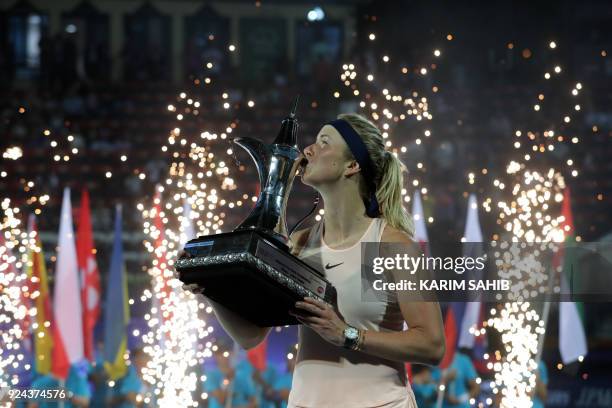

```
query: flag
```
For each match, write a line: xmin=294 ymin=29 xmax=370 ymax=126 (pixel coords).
xmin=247 ymin=341 xmax=267 ymax=371
xmin=440 ymin=302 xmax=462 ymax=369
xmin=411 ymin=191 xmax=429 ymax=248
xmin=180 ymin=198 xmax=195 ymax=247
xmin=559 ymin=187 xmax=587 ymax=364
xmin=154 ymin=190 xmax=172 ymax=303
xmin=25 ymin=215 xmax=53 ymax=375
xmin=77 ymin=189 xmax=101 ymax=362
xmin=51 ymin=187 xmax=84 ymax=379
xmin=457 ymin=194 xmax=489 ymax=374
xmin=458 ymin=194 xmax=484 ymax=349
xmin=406 ymin=191 xmax=430 ymax=379
xmin=103 ymin=205 xmax=130 ymax=380
xmin=148 ymin=190 xmax=174 ymax=351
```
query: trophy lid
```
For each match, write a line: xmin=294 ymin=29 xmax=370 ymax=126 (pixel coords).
xmin=273 ymin=96 xmax=299 ymax=146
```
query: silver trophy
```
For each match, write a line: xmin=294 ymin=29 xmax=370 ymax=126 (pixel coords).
xmin=176 ymin=98 xmax=333 ymax=326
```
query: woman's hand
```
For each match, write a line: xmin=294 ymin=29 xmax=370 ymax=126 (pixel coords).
xmin=290 ymin=297 xmax=348 ymax=347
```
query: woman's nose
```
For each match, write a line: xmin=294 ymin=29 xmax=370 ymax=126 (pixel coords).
xmin=304 ymin=145 xmax=314 ymax=158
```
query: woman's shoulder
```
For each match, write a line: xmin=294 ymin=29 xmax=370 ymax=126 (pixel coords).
xmin=379 ymin=222 xmax=422 ymax=264
xmin=380 ymin=222 xmax=414 ymax=244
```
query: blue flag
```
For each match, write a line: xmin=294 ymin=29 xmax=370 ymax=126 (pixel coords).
xmin=103 ymin=205 xmax=129 ymax=379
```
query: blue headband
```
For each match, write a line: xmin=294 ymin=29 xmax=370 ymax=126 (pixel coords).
xmin=326 ymin=119 xmax=381 ymax=217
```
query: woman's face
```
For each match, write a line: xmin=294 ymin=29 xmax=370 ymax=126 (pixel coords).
xmin=301 ymin=124 xmax=353 ymax=187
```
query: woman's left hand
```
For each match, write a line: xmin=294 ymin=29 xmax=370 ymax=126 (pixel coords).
xmin=290 ymin=297 xmax=348 ymax=347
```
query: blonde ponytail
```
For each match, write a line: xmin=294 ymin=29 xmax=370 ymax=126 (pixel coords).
xmin=377 ymin=150 xmax=415 ymax=237
xmin=336 ymin=113 xmax=415 ymax=237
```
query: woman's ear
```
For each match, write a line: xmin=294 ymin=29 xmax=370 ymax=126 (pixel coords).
xmin=344 ymin=160 xmax=361 ymax=177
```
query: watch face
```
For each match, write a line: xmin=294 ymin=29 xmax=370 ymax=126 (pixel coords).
xmin=345 ymin=326 xmax=359 ymax=340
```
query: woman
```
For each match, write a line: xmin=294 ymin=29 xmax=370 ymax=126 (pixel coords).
xmin=207 ymin=113 xmax=445 ymax=407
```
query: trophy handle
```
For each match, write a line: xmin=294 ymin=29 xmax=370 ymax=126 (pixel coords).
xmin=231 ymin=100 xmax=302 ymax=248
xmin=233 ymin=136 xmax=271 ymax=190
xmin=233 ymin=136 xmax=301 ymax=247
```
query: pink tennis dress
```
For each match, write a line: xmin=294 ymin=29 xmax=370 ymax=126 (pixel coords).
xmin=288 ymin=217 xmax=418 ymax=408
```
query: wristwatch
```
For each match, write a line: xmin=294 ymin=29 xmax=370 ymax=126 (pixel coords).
xmin=343 ymin=325 xmax=361 ymax=350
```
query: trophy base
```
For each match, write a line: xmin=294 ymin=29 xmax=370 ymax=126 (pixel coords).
xmin=175 ymin=229 xmax=334 ymax=327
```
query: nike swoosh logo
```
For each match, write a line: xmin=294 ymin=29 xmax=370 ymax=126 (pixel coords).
xmin=325 ymin=262 xmax=344 ymax=270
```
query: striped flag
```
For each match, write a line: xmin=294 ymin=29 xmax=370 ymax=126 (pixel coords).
xmin=25 ymin=215 xmax=53 ymax=375
xmin=77 ymin=189 xmax=101 ymax=362
xmin=559 ymin=187 xmax=587 ymax=364
xmin=103 ymin=205 xmax=130 ymax=380
xmin=51 ymin=187 xmax=84 ymax=379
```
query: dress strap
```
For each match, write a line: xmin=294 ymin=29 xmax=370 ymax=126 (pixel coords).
xmin=374 ymin=217 xmax=388 ymax=242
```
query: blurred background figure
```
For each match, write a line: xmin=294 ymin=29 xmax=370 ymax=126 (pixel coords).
xmin=90 ymin=340 xmax=109 ymax=408
xmin=26 ymin=359 xmax=91 ymax=408
xmin=411 ymin=365 xmax=438 ymax=408
xmin=442 ymin=348 xmax=480 ymax=408
xmin=107 ymin=347 xmax=150 ymax=408
xmin=204 ymin=342 xmax=257 ymax=408
xmin=530 ymin=359 xmax=549 ymax=408
xmin=255 ymin=345 xmax=296 ymax=408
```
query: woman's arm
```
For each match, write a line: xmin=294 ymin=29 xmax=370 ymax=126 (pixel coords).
xmin=359 ymin=225 xmax=445 ymax=364
xmin=200 ymin=227 xmax=311 ymax=350
xmin=180 ymin=256 xmax=269 ymax=349
xmin=359 ymin=298 xmax=445 ymax=365
xmin=206 ymin=298 xmax=271 ymax=349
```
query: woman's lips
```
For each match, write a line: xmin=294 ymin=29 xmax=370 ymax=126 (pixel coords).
xmin=297 ymin=158 xmax=308 ymax=177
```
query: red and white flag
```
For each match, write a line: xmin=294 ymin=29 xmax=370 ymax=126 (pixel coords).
xmin=153 ymin=190 xmax=172 ymax=305
xmin=51 ymin=187 xmax=84 ymax=379
xmin=77 ymin=189 xmax=101 ymax=362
